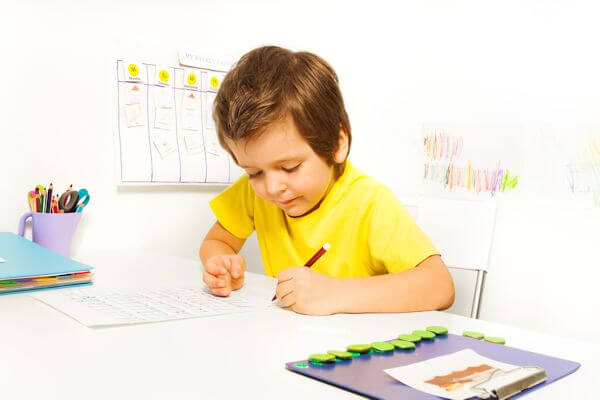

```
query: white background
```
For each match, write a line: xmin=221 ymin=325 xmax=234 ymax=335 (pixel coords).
xmin=1 ymin=0 xmax=599 ymax=342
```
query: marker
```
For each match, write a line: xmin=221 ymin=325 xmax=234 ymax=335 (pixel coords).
xmin=45 ymin=183 xmax=53 ymax=213
xmin=272 ymin=243 xmax=330 ymax=301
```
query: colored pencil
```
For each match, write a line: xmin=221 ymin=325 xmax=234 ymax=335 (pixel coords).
xmin=272 ymin=243 xmax=331 ymax=301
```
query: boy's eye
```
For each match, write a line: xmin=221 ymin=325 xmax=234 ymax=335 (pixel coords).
xmin=282 ymin=163 xmax=301 ymax=173
xmin=248 ymin=171 xmax=262 ymax=178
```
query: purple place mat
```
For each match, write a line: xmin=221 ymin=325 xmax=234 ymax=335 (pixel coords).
xmin=286 ymin=333 xmax=580 ymax=400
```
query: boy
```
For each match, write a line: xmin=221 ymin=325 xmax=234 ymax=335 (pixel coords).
xmin=200 ymin=46 xmax=454 ymax=315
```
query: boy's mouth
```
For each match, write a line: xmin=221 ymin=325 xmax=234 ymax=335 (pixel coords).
xmin=279 ymin=197 xmax=299 ymax=206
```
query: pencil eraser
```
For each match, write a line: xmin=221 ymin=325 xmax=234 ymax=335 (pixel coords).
xmin=426 ymin=326 xmax=448 ymax=335
xmin=346 ymin=344 xmax=371 ymax=353
xmin=397 ymin=334 xmax=421 ymax=343
xmin=309 ymin=353 xmax=335 ymax=363
xmin=463 ymin=331 xmax=485 ymax=340
xmin=327 ymin=350 xmax=353 ymax=360
xmin=371 ymin=342 xmax=395 ymax=352
xmin=390 ymin=339 xmax=416 ymax=350
xmin=412 ymin=330 xmax=436 ymax=340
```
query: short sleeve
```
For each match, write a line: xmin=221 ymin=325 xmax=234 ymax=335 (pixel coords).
xmin=209 ymin=175 xmax=255 ymax=239
xmin=368 ymin=189 xmax=439 ymax=273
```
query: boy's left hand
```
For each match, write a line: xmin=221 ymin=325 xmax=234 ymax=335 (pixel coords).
xmin=274 ymin=267 xmax=338 ymax=315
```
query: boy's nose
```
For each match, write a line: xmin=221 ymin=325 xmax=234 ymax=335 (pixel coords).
xmin=265 ymin=175 xmax=286 ymax=197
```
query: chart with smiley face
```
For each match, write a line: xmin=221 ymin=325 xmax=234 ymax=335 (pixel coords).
xmin=115 ymin=59 xmax=243 ymax=185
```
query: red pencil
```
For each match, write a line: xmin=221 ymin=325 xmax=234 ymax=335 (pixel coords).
xmin=272 ymin=243 xmax=330 ymax=301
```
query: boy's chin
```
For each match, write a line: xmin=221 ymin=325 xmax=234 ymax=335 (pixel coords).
xmin=282 ymin=202 xmax=318 ymax=218
xmin=283 ymin=206 xmax=305 ymax=217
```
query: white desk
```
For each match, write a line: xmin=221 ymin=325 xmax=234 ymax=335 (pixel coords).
xmin=0 ymin=251 xmax=596 ymax=399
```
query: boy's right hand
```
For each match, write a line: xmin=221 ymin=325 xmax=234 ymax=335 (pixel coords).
xmin=202 ymin=254 xmax=246 ymax=297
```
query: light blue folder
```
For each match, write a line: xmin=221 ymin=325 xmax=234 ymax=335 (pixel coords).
xmin=0 ymin=232 xmax=93 ymax=294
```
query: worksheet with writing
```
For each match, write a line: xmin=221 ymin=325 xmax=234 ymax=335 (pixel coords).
xmin=31 ymin=286 xmax=273 ymax=327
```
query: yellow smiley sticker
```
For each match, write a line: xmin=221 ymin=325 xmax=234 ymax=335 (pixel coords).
xmin=159 ymin=69 xmax=170 ymax=83
xmin=210 ymin=76 xmax=219 ymax=89
xmin=128 ymin=63 xmax=139 ymax=77
xmin=187 ymin=73 xmax=197 ymax=86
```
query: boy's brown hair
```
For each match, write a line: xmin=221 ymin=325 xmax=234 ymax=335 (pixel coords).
xmin=213 ymin=46 xmax=352 ymax=178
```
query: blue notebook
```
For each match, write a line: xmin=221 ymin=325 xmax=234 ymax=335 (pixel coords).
xmin=0 ymin=232 xmax=93 ymax=295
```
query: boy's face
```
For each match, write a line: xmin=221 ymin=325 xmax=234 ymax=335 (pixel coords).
xmin=227 ymin=116 xmax=342 ymax=217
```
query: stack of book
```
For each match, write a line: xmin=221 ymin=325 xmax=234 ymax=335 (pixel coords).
xmin=0 ymin=232 xmax=93 ymax=295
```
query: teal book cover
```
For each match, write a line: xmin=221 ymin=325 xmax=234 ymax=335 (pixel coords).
xmin=0 ymin=232 xmax=93 ymax=294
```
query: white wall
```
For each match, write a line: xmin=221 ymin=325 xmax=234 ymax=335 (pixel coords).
xmin=1 ymin=0 xmax=599 ymax=342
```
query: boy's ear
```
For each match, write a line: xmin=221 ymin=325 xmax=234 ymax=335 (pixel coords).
xmin=334 ymin=128 xmax=349 ymax=163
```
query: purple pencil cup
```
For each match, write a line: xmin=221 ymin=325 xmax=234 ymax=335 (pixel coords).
xmin=18 ymin=212 xmax=82 ymax=258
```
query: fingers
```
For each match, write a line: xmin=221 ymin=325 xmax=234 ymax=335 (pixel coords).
xmin=277 ymin=267 xmax=296 ymax=282
xmin=204 ymin=258 xmax=227 ymax=276
xmin=203 ymin=256 xmax=231 ymax=296
xmin=225 ymin=255 xmax=246 ymax=279
xmin=203 ymin=270 xmax=232 ymax=296
xmin=275 ymin=278 xmax=295 ymax=307
xmin=203 ymin=255 xmax=248 ymax=296
xmin=202 ymin=270 xmax=225 ymax=289
xmin=212 ymin=284 xmax=232 ymax=297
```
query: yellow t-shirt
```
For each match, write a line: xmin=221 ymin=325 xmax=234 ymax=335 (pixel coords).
xmin=209 ymin=162 xmax=438 ymax=277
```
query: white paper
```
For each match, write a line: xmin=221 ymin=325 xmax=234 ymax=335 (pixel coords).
xmin=126 ymin=84 xmax=143 ymax=104
xmin=205 ymin=129 xmax=221 ymax=156
xmin=184 ymin=133 xmax=204 ymax=154
xmin=124 ymin=103 xmax=144 ymax=127
xmin=31 ymin=287 xmax=273 ymax=327
xmin=152 ymin=133 xmax=176 ymax=158
xmin=182 ymin=109 xmax=201 ymax=131
xmin=182 ymin=91 xmax=202 ymax=131
xmin=204 ymin=92 xmax=217 ymax=131
xmin=422 ymin=124 xmax=526 ymax=199
xmin=154 ymin=107 xmax=173 ymax=130
xmin=178 ymin=50 xmax=232 ymax=70
xmin=384 ymin=349 xmax=518 ymax=400
xmin=154 ymin=87 xmax=172 ymax=109
xmin=183 ymin=90 xmax=201 ymax=108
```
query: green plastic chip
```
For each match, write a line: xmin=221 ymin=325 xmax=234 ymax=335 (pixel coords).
xmin=484 ymin=336 xmax=506 ymax=345
xmin=397 ymin=334 xmax=421 ymax=342
xmin=346 ymin=344 xmax=371 ymax=353
xmin=412 ymin=330 xmax=436 ymax=340
xmin=308 ymin=353 xmax=335 ymax=363
xmin=371 ymin=342 xmax=394 ymax=352
xmin=390 ymin=339 xmax=416 ymax=350
xmin=426 ymin=326 xmax=448 ymax=335
xmin=463 ymin=331 xmax=485 ymax=340
xmin=327 ymin=350 xmax=353 ymax=360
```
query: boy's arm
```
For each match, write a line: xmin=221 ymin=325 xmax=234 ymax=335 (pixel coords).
xmin=332 ymin=255 xmax=454 ymax=313
xmin=276 ymin=255 xmax=454 ymax=315
xmin=200 ymin=221 xmax=245 ymax=262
